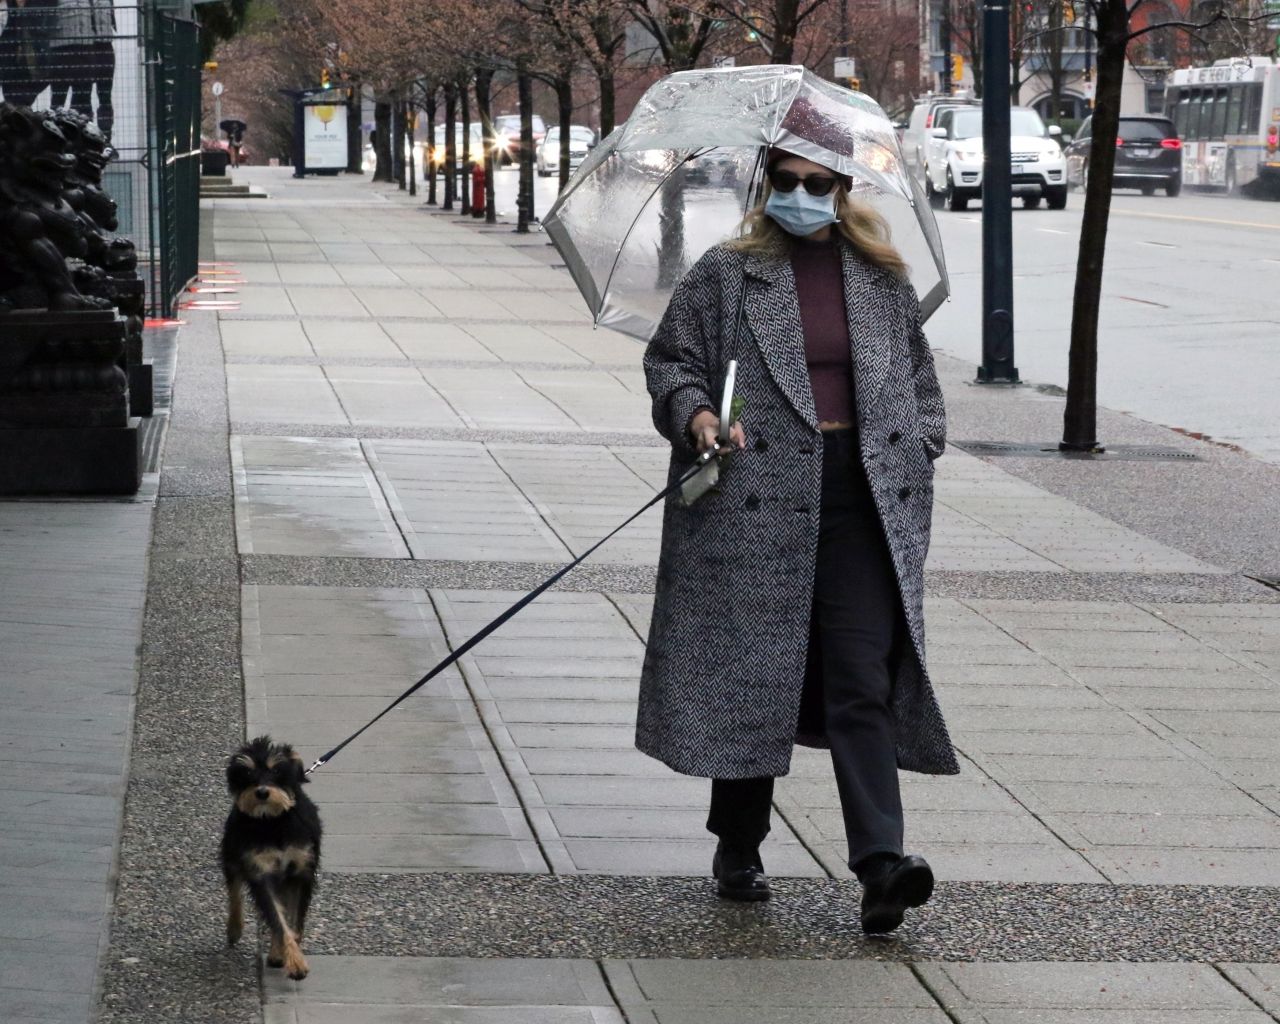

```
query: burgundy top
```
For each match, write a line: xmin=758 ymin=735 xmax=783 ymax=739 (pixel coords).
xmin=791 ymin=237 xmax=854 ymax=425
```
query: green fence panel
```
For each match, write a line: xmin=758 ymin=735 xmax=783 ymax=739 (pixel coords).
xmin=147 ymin=9 xmax=201 ymax=315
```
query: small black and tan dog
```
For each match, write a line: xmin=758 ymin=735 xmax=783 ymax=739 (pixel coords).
xmin=221 ymin=736 xmax=322 ymax=980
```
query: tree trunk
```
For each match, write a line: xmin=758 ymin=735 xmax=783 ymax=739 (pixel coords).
xmin=597 ymin=68 xmax=615 ymax=137
xmin=408 ymin=106 xmax=417 ymax=198
xmin=968 ymin=7 xmax=983 ymax=98
xmin=556 ymin=75 xmax=573 ymax=192
xmin=346 ymin=85 xmax=363 ymax=173
xmin=770 ymin=0 xmax=799 ymax=63
xmin=657 ymin=167 xmax=687 ymax=288
xmin=475 ymin=67 xmax=497 ymax=224
xmin=591 ymin=11 xmax=619 ymax=136
xmin=392 ymin=97 xmax=405 ymax=189
xmin=460 ymin=77 xmax=472 ymax=216
xmin=1062 ymin=10 xmax=1126 ymax=451
xmin=516 ymin=67 xmax=534 ymax=233
xmin=373 ymin=100 xmax=392 ymax=182
xmin=443 ymin=83 xmax=457 ymax=211
xmin=426 ymin=88 xmax=437 ymax=205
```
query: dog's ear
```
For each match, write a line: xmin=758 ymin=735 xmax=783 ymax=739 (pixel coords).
xmin=289 ymin=748 xmax=309 ymax=784
xmin=226 ymin=751 xmax=254 ymax=793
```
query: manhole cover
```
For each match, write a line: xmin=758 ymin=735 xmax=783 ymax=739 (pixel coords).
xmin=952 ymin=441 xmax=1204 ymax=462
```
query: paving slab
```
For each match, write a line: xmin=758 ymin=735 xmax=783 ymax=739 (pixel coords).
xmin=264 ymin=956 xmax=618 ymax=1022
xmin=0 ymin=501 xmax=152 ymax=1024
xmin=919 ymin=962 xmax=1271 ymax=1023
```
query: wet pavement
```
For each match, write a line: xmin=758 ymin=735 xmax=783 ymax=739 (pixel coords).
xmin=4 ymin=165 xmax=1279 ymax=1023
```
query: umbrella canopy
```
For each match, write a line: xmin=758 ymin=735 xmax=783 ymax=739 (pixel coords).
xmin=543 ymin=65 xmax=948 ymax=341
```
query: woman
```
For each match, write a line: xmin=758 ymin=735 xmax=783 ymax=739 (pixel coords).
xmin=639 ymin=148 xmax=958 ymax=935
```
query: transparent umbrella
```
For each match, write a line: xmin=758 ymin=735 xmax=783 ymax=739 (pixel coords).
xmin=543 ymin=64 xmax=948 ymax=341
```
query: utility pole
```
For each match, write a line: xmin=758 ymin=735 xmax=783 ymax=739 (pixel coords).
xmin=976 ymin=0 xmax=1019 ymax=383
xmin=839 ymin=0 xmax=848 ymax=57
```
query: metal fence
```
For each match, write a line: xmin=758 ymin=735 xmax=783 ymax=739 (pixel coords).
xmin=0 ymin=2 xmax=201 ymax=315
xmin=148 ymin=7 xmax=201 ymax=315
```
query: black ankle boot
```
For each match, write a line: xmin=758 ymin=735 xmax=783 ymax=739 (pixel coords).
xmin=712 ymin=840 xmax=771 ymax=902
xmin=860 ymin=854 xmax=933 ymax=934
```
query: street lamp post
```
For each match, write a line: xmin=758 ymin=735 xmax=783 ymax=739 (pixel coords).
xmin=976 ymin=0 xmax=1019 ymax=383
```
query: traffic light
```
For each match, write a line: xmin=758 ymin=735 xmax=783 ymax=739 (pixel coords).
xmin=847 ymin=77 xmax=861 ymax=91
xmin=951 ymin=55 xmax=964 ymax=82
xmin=1063 ymin=0 xmax=1075 ymax=23
xmin=320 ymin=68 xmax=331 ymax=89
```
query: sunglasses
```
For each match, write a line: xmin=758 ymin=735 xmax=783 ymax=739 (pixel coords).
xmin=767 ymin=168 xmax=840 ymax=196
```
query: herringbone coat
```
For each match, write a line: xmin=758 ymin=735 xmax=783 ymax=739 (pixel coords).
xmin=637 ymin=240 xmax=959 ymax=778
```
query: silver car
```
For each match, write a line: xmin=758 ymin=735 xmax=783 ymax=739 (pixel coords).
xmin=536 ymin=125 xmax=596 ymax=177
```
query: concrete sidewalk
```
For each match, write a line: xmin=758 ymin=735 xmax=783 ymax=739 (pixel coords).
xmin=31 ymin=165 xmax=1280 ymax=1022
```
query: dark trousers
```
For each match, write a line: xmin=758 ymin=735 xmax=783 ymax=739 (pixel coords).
xmin=707 ymin=428 xmax=905 ymax=876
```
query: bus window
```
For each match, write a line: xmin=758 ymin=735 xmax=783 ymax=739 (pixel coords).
xmin=1226 ymin=86 xmax=1242 ymax=137
xmin=1211 ymin=87 xmax=1229 ymax=139
xmin=1188 ymin=88 xmax=1206 ymax=140
xmin=1244 ymin=83 xmax=1262 ymax=133
xmin=1173 ymin=89 xmax=1190 ymax=137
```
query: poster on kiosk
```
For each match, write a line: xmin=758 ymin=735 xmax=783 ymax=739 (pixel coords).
xmin=302 ymin=96 xmax=348 ymax=173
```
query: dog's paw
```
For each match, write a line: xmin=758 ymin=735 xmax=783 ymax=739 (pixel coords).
xmin=285 ymin=953 xmax=309 ymax=980
xmin=266 ymin=954 xmax=284 ymax=968
xmin=226 ymin=921 xmax=242 ymax=946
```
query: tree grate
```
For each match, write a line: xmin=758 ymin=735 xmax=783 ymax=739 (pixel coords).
xmin=952 ymin=440 xmax=1205 ymax=462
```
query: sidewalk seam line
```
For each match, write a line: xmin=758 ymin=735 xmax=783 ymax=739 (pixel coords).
xmin=423 ymin=588 xmax=557 ymax=874
xmin=907 ymin=963 xmax=966 ymax=1024
xmin=596 ymin=959 xmax=635 ymax=1023
xmin=1211 ymin=962 xmax=1280 ymax=1022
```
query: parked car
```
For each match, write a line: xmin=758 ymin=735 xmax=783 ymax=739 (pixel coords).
xmin=536 ymin=125 xmax=596 ymax=177
xmin=903 ymin=93 xmax=980 ymax=183
xmin=924 ymin=105 xmax=1068 ymax=211
xmin=493 ymin=114 xmax=547 ymax=165
xmin=1064 ymin=115 xmax=1182 ymax=197
xmin=429 ymin=123 xmax=485 ymax=167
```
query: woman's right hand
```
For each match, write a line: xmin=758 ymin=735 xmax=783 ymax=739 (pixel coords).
xmin=689 ymin=409 xmax=746 ymax=455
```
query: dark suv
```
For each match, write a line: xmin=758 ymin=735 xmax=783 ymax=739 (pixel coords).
xmin=1064 ymin=115 xmax=1182 ymax=196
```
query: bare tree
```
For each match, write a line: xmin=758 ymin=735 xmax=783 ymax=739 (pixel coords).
xmin=625 ymin=1 xmax=718 ymax=70
xmin=1061 ymin=0 xmax=1265 ymax=450
xmin=698 ymin=0 xmax=837 ymax=64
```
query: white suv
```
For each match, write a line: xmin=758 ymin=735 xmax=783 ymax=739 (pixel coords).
xmin=924 ymin=106 xmax=1068 ymax=211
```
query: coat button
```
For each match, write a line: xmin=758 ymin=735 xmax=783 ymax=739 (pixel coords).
xmin=898 ymin=486 xmax=912 ymax=502
xmin=755 ymin=437 xmax=769 ymax=452
xmin=745 ymin=495 xmax=760 ymax=510
xmin=888 ymin=430 xmax=902 ymax=444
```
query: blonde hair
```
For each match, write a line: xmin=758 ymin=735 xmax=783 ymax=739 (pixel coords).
xmin=727 ymin=181 xmax=908 ymax=279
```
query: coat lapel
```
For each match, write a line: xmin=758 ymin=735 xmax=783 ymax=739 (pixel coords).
xmin=742 ymin=253 xmax=818 ymax=431
xmin=840 ymin=245 xmax=891 ymax=410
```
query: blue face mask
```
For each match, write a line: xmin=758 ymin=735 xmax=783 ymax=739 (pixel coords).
xmin=765 ymin=187 xmax=839 ymax=237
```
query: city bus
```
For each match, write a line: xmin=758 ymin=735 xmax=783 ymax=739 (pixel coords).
xmin=1165 ymin=57 xmax=1280 ymax=192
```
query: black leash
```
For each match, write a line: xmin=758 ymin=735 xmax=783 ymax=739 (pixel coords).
xmin=304 ymin=449 xmax=720 ymax=775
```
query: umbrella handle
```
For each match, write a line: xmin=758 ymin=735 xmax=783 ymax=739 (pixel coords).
xmin=717 ymin=360 xmax=738 ymax=445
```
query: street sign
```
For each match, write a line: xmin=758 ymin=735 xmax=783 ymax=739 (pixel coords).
xmin=212 ymin=82 xmax=224 ymax=96
xmin=712 ymin=55 xmax=735 ymax=68
xmin=834 ymin=57 xmax=857 ymax=79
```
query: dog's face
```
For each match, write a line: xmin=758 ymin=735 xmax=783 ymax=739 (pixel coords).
xmin=226 ymin=736 xmax=306 ymax=818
